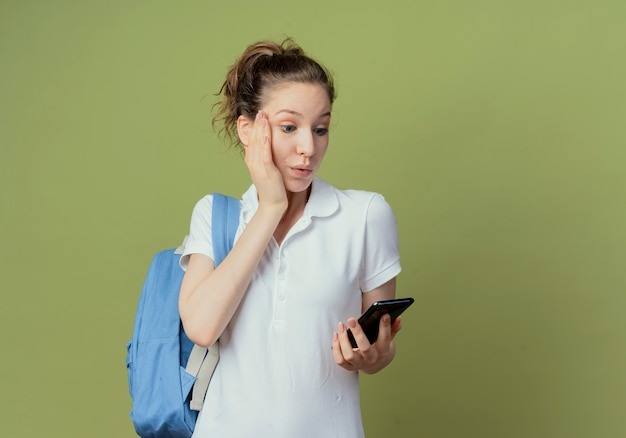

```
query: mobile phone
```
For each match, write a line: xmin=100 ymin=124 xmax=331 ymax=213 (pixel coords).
xmin=347 ymin=298 xmax=414 ymax=348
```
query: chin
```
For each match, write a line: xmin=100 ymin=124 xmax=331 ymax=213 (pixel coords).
xmin=284 ymin=179 xmax=313 ymax=195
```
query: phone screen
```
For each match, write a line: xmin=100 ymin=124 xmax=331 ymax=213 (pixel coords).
xmin=347 ymin=298 xmax=414 ymax=348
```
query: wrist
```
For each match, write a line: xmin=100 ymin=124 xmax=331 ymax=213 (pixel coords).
xmin=253 ymin=203 xmax=286 ymax=233
xmin=256 ymin=201 xmax=287 ymax=219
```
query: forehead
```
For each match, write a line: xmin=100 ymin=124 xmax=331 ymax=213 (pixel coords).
xmin=261 ymin=82 xmax=331 ymax=116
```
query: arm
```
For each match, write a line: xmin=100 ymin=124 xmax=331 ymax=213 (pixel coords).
xmin=332 ymin=277 xmax=402 ymax=374
xmin=179 ymin=111 xmax=286 ymax=347
xmin=179 ymin=207 xmax=282 ymax=347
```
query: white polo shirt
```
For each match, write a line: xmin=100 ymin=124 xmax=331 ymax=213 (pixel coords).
xmin=182 ymin=177 xmax=401 ymax=438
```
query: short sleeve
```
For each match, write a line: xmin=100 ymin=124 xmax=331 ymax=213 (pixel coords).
xmin=360 ymin=193 xmax=402 ymax=292
xmin=179 ymin=195 xmax=214 ymax=270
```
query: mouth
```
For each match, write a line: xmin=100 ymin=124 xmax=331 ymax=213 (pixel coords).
xmin=291 ymin=166 xmax=313 ymax=177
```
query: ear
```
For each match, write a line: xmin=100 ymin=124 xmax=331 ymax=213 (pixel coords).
xmin=237 ymin=115 xmax=253 ymax=146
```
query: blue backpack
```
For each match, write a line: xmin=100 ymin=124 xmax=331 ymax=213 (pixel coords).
xmin=126 ymin=193 xmax=240 ymax=438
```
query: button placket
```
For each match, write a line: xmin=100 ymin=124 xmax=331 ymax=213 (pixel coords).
xmin=274 ymin=250 xmax=288 ymax=320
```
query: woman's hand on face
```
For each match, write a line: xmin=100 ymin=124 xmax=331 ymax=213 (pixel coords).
xmin=331 ymin=314 xmax=402 ymax=374
xmin=244 ymin=111 xmax=287 ymax=214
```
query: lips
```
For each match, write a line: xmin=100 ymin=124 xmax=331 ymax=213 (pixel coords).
xmin=291 ymin=166 xmax=313 ymax=177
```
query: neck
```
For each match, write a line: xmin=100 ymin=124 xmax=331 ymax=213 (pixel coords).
xmin=273 ymin=184 xmax=311 ymax=246
xmin=284 ymin=184 xmax=311 ymax=215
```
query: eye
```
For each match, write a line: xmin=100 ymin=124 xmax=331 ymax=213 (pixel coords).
xmin=313 ymin=127 xmax=329 ymax=136
xmin=280 ymin=125 xmax=296 ymax=133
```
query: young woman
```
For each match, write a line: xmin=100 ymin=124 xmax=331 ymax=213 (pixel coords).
xmin=179 ymin=38 xmax=402 ymax=437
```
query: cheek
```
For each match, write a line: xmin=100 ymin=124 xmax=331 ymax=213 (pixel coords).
xmin=316 ymin=137 xmax=330 ymax=156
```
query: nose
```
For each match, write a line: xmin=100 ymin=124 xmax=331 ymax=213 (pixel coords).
xmin=296 ymin=131 xmax=315 ymax=157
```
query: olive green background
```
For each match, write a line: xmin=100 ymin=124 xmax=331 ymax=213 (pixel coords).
xmin=1 ymin=1 xmax=625 ymax=437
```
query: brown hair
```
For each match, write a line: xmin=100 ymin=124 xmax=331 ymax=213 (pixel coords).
xmin=212 ymin=38 xmax=336 ymax=150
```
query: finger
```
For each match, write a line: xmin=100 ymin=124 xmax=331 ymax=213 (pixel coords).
xmin=251 ymin=111 xmax=265 ymax=164
xmin=390 ymin=315 xmax=403 ymax=338
xmin=331 ymin=331 xmax=349 ymax=366
xmin=332 ymin=330 xmax=359 ymax=371
xmin=337 ymin=321 xmax=365 ymax=362
xmin=374 ymin=314 xmax=393 ymax=355
xmin=244 ymin=111 xmax=262 ymax=164
xmin=263 ymin=111 xmax=272 ymax=147
xmin=345 ymin=318 xmax=373 ymax=353
xmin=259 ymin=112 xmax=273 ymax=166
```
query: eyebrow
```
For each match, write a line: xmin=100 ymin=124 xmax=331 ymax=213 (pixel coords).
xmin=274 ymin=109 xmax=332 ymax=118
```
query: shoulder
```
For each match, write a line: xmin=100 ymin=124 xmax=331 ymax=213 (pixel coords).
xmin=188 ymin=194 xmax=219 ymax=226
xmin=310 ymin=179 xmax=397 ymax=234
xmin=314 ymin=177 xmax=392 ymax=213
xmin=191 ymin=194 xmax=214 ymax=215
xmin=337 ymin=188 xmax=387 ymax=206
xmin=335 ymin=187 xmax=396 ymax=224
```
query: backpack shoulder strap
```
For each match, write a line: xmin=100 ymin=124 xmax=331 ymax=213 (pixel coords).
xmin=188 ymin=192 xmax=240 ymax=411
xmin=211 ymin=193 xmax=240 ymax=266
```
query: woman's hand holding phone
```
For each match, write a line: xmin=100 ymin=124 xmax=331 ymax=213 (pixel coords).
xmin=331 ymin=298 xmax=413 ymax=374
xmin=332 ymin=313 xmax=402 ymax=374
